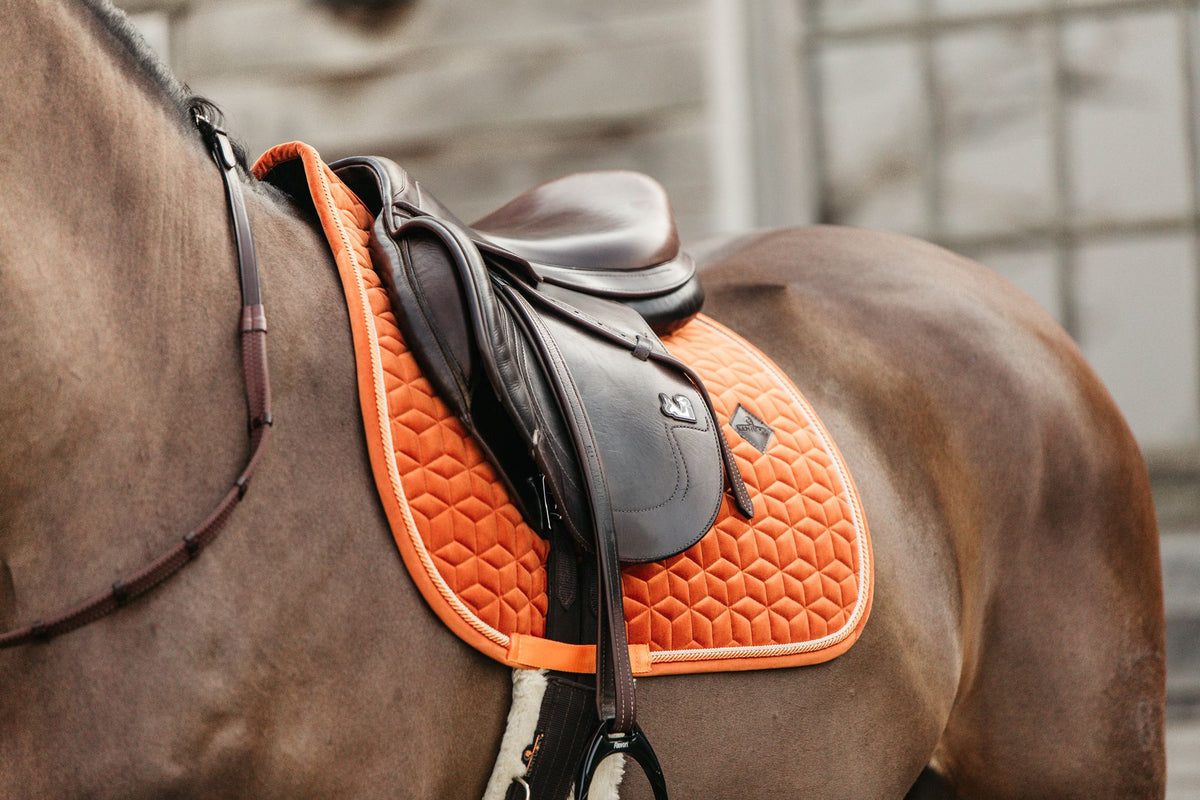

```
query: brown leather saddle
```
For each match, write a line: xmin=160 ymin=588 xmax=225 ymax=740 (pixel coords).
xmin=266 ymin=156 xmax=754 ymax=798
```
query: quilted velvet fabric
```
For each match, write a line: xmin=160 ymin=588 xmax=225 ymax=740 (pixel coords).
xmin=253 ymin=143 xmax=872 ymax=675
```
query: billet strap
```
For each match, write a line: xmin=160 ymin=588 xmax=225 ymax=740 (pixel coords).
xmin=0 ymin=116 xmax=271 ymax=649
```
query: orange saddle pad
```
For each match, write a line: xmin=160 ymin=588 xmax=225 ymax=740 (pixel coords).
xmin=254 ymin=142 xmax=873 ymax=676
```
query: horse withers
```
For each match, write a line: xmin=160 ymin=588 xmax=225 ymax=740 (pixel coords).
xmin=0 ymin=1 xmax=1165 ymax=797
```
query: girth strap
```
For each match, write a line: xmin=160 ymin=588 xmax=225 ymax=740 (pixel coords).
xmin=0 ymin=113 xmax=272 ymax=649
xmin=504 ymin=674 xmax=598 ymax=800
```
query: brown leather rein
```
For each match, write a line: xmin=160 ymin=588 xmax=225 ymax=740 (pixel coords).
xmin=0 ymin=114 xmax=272 ymax=649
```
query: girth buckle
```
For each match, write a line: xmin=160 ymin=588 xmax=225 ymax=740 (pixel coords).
xmin=508 ymin=776 xmax=531 ymax=800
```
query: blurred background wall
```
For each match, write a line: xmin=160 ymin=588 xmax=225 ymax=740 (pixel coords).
xmin=117 ymin=0 xmax=1199 ymax=790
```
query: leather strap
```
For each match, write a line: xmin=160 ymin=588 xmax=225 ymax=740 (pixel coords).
xmin=389 ymin=215 xmax=640 ymax=731
xmin=0 ymin=114 xmax=271 ymax=649
xmin=500 ymin=285 xmax=637 ymax=732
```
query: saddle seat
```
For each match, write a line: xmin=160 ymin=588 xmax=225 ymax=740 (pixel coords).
xmin=471 ymin=171 xmax=693 ymax=295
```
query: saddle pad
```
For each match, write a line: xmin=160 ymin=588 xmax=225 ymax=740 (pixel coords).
xmin=253 ymin=142 xmax=873 ymax=676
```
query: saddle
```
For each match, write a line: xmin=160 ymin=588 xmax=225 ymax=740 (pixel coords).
xmin=332 ymin=157 xmax=753 ymax=558
xmin=267 ymin=154 xmax=753 ymax=796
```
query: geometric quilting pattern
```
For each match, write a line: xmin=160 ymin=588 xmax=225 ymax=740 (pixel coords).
xmin=252 ymin=141 xmax=871 ymax=676
xmin=379 ymin=295 xmax=550 ymax=639
xmin=624 ymin=318 xmax=870 ymax=668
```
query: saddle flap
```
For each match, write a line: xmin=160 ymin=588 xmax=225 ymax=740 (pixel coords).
xmin=374 ymin=216 xmax=726 ymax=562
xmin=504 ymin=284 xmax=725 ymax=562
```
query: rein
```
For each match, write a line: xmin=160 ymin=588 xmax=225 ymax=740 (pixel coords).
xmin=0 ymin=115 xmax=272 ymax=649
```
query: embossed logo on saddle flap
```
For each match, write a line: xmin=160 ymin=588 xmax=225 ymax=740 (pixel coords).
xmin=659 ymin=392 xmax=697 ymax=423
xmin=731 ymin=404 xmax=773 ymax=453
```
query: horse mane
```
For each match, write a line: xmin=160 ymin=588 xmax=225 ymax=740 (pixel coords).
xmin=78 ymin=0 xmax=189 ymax=112
xmin=76 ymin=0 xmax=249 ymax=169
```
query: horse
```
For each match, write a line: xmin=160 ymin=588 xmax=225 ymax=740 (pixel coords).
xmin=0 ymin=1 xmax=1166 ymax=797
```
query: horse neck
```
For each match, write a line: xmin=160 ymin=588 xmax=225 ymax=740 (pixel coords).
xmin=0 ymin=8 xmax=511 ymax=792
xmin=0 ymin=0 xmax=316 ymax=612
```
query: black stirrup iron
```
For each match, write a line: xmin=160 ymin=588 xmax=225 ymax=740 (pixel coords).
xmin=577 ymin=720 xmax=668 ymax=800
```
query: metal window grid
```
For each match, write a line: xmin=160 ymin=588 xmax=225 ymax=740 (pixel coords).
xmin=796 ymin=0 xmax=1200 ymax=460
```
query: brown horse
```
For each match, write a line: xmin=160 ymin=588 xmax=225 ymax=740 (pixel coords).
xmin=0 ymin=1 xmax=1166 ymax=797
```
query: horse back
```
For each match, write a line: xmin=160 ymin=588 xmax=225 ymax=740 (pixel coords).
xmin=697 ymin=224 xmax=1165 ymax=798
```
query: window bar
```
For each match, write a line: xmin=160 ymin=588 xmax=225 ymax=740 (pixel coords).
xmin=814 ymin=0 xmax=1190 ymax=44
xmin=918 ymin=0 xmax=946 ymax=243
xmin=800 ymin=0 xmax=835 ymax=223
xmin=1048 ymin=0 xmax=1080 ymax=339
xmin=1177 ymin=0 xmax=1200 ymax=443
